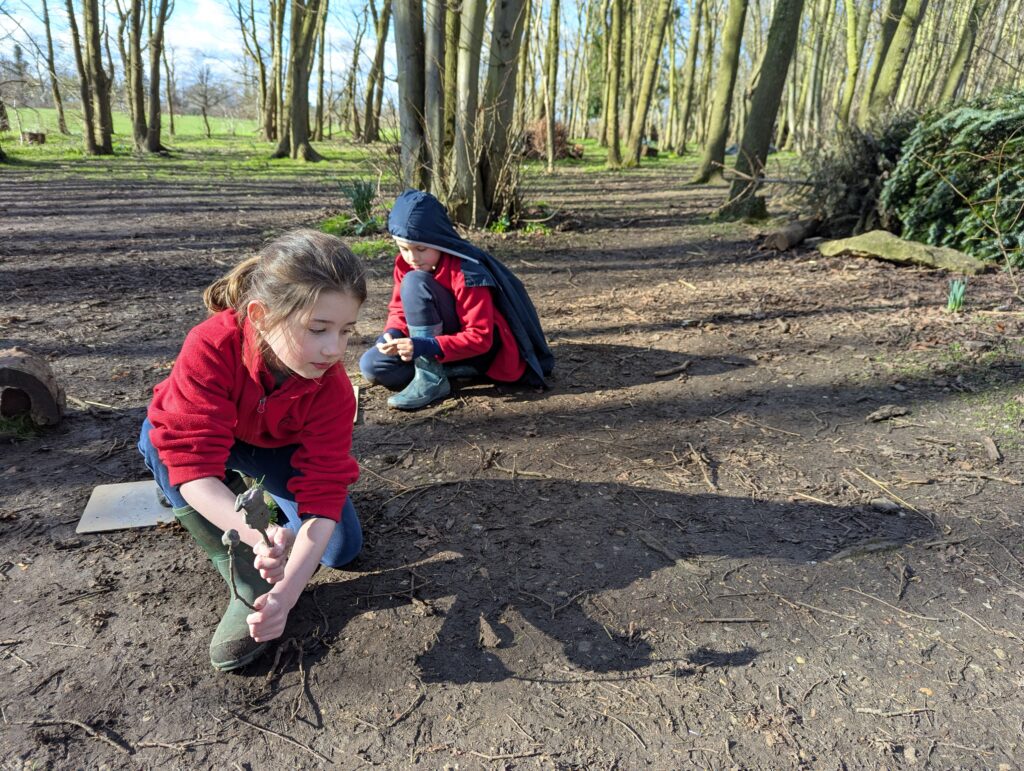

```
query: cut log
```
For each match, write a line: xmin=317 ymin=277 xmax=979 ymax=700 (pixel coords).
xmin=21 ymin=131 xmax=46 ymax=145
xmin=761 ymin=218 xmax=820 ymax=251
xmin=818 ymin=230 xmax=988 ymax=274
xmin=0 ymin=347 xmax=66 ymax=426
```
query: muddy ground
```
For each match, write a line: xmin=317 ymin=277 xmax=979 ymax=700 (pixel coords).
xmin=2 ymin=158 xmax=1023 ymax=770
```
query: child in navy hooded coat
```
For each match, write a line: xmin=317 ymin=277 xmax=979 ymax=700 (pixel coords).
xmin=359 ymin=190 xmax=553 ymax=409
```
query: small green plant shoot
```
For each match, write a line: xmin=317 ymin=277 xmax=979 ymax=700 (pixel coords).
xmin=947 ymin=278 xmax=967 ymax=312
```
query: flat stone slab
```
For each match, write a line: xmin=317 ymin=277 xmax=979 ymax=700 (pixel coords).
xmin=819 ymin=230 xmax=988 ymax=274
xmin=76 ymin=480 xmax=175 ymax=533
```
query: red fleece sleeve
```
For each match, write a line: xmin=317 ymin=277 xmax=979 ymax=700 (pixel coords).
xmin=383 ymin=257 xmax=409 ymax=335
xmin=148 ymin=326 xmax=239 ymax=487
xmin=435 ymin=282 xmax=496 ymax=362
xmin=286 ymin=373 xmax=359 ymax=521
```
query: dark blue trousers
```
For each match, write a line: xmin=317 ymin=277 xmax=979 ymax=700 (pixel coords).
xmin=138 ymin=419 xmax=362 ymax=568
xmin=359 ymin=270 xmax=494 ymax=389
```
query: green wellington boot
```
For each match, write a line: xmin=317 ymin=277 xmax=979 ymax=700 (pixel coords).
xmin=387 ymin=323 xmax=451 ymax=410
xmin=174 ymin=505 xmax=272 ymax=671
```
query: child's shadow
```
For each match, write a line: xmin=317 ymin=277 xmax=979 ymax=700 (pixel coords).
xmin=298 ymin=480 xmax=931 ymax=685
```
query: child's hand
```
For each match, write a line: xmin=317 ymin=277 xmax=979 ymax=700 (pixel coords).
xmin=377 ymin=333 xmax=415 ymax=361
xmin=253 ymin=525 xmax=294 ymax=583
xmin=247 ymin=590 xmax=293 ymax=642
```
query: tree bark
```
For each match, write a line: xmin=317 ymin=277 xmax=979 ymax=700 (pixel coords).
xmin=288 ymin=0 xmax=324 ymax=159
xmin=42 ymin=0 xmax=70 ymax=135
xmin=543 ymin=0 xmax=560 ymax=173
xmin=451 ymin=0 xmax=486 ymax=225
xmin=424 ymin=0 xmax=446 ymax=194
xmin=838 ymin=0 xmax=871 ymax=124
xmin=867 ymin=0 xmax=930 ymax=120
xmin=858 ymin=0 xmax=907 ymax=122
xmin=83 ymin=0 xmax=113 ymax=153
xmin=162 ymin=45 xmax=176 ymax=135
xmin=313 ymin=0 xmax=329 ymax=141
xmin=718 ymin=0 xmax=805 ymax=219
xmin=268 ymin=0 xmax=287 ymax=141
xmin=481 ymin=0 xmax=528 ymax=215
xmin=145 ymin=0 xmax=171 ymax=152
xmin=393 ymin=0 xmax=428 ymax=188
xmin=939 ymin=0 xmax=991 ymax=104
xmin=624 ymin=0 xmax=674 ymax=166
xmin=605 ymin=0 xmax=623 ymax=166
xmin=691 ymin=0 xmax=747 ymax=183
xmin=126 ymin=0 xmax=148 ymax=149
xmin=444 ymin=0 xmax=461 ymax=150
xmin=362 ymin=0 xmax=393 ymax=142
xmin=674 ymin=0 xmax=702 ymax=155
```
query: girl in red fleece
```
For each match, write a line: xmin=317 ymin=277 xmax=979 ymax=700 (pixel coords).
xmin=137 ymin=230 xmax=366 ymax=671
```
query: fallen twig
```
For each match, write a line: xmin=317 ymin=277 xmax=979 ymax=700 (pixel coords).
xmin=225 ymin=710 xmax=333 ymax=763
xmin=654 ymin=361 xmax=692 ymax=378
xmin=843 ymin=587 xmax=943 ymax=621
xmin=15 ymin=718 xmax=134 ymax=754
xmin=855 ymin=706 xmax=933 ymax=718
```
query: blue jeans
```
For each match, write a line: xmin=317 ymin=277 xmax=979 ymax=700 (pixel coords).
xmin=359 ymin=270 xmax=495 ymax=389
xmin=138 ymin=419 xmax=362 ymax=568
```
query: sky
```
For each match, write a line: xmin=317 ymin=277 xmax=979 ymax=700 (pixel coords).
xmin=0 ymin=0 xmax=384 ymax=87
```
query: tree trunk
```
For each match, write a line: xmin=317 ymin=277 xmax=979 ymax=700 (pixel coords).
xmin=42 ymin=0 xmax=70 ymax=135
xmin=481 ymin=0 xmax=528 ymax=216
xmin=83 ymin=0 xmax=113 ymax=153
xmin=838 ymin=0 xmax=871 ymax=124
xmin=127 ymin=0 xmax=148 ymax=149
xmin=451 ymin=0 xmax=486 ymax=225
xmin=605 ymin=0 xmax=624 ymax=166
xmin=424 ymin=0 xmax=446 ymax=195
xmin=343 ymin=6 xmax=367 ymax=138
xmin=939 ymin=0 xmax=991 ymax=104
xmin=284 ymin=0 xmax=324 ymax=160
xmin=674 ymin=0 xmax=702 ymax=155
xmin=624 ymin=0 xmax=674 ymax=166
xmin=268 ymin=0 xmax=287 ymax=141
xmin=867 ymin=0 xmax=930 ymax=120
xmin=444 ymin=0 xmax=461 ymax=150
xmin=718 ymin=0 xmax=805 ymax=219
xmin=233 ymin=0 xmax=269 ymax=140
xmin=858 ymin=0 xmax=907 ymax=122
xmin=691 ymin=0 xmax=747 ymax=183
xmin=394 ymin=0 xmax=428 ymax=188
xmin=621 ymin=0 xmax=634 ymax=137
xmin=362 ymin=0 xmax=393 ymax=142
xmin=162 ymin=45 xmax=176 ymax=135
xmin=145 ymin=0 xmax=171 ymax=152
xmin=313 ymin=0 xmax=329 ymax=141
xmin=543 ymin=0 xmax=560 ymax=173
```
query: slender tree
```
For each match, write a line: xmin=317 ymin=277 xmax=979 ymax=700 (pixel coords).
xmin=38 ymin=0 xmax=69 ymax=134
xmin=481 ymin=0 xmax=528 ymax=215
xmin=82 ymin=0 xmax=113 ymax=153
xmin=162 ymin=44 xmax=176 ymax=135
xmin=273 ymin=0 xmax=325 ymax=160
xmin=867 ymin=0 xmax=930 ymax=120
xmin=939 ymin=0 xmax=992 ymax=103
xmin=145 ymin=0 xmax=172 ymax=151
xmin=393 ymin=0 xmax=427 ymax=187
xmin=451 ymin=0 xmax=486 ymax=224
xmin=543 ymin=0 xmax=560 ymax=172
xmin=362 ymin=0 xmax=393 ymax=142
xmin=232 ymin=0 xmax=269 ymax=139
xmin=424 ymin=0 xmax=446 ymax=195
xmin=674 ymin=0 xmax=703 ymax=155
xmin=838 ymin=0 xmax=871 ymax=124
xmin=444 ymin=0 xmax=461 ymax=149
xmin=624 ymin=0 xmax=674 ymax=165
xmin=691 ymin=0 xmax=747 ymax=183
xmin=605 ymin=0 xmax=624 ymax=166
xmin=718 ymin=0 xmax=805 ymax=218
xmin=858 ymin=0 xmax=907 ymax=122
xmin=313 ymin=0 xmax=329 ymax=140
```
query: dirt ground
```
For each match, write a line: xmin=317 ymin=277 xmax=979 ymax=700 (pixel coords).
xmin=2 ymin=159 xmax=1024 ymax=770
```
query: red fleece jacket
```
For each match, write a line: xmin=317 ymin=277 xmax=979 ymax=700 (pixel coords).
xmin=384 ymin=252 xmax=526 ymax=382
xmin=147 ymin=309 xmax=358 ymax=521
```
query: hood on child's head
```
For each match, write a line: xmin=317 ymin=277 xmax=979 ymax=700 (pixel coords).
xmin=388 ymin=190 xmax=468 ymax=255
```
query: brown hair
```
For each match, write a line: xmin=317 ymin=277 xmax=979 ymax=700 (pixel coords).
xmin=203 ymin=229 xmax=367 ymax=330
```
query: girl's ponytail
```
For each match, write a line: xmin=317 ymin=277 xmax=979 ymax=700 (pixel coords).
xmin=203 ymin=255 xmax=260 ymax=314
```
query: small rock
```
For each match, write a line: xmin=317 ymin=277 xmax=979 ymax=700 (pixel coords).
xmin=994 ymin=648 xmax=1007 ymax=661
xmin=865 ymin=404 xmax=909 ymax=422
xmin=903 ymin=746 xmax=919 ymax=764
xmin=870 ymin=497 xmax=901 ymax=513
xmin=477 ymin=615 xmax=502 ymax=649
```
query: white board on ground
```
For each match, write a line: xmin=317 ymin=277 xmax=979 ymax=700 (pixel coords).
xmin=76 ymin=480 xmax=176 ymax=533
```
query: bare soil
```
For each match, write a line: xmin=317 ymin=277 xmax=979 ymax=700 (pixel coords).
xmin=2 ymin=162 xmax=1024 ymax=770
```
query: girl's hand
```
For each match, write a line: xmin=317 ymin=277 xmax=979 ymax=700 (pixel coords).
xmin=253 ymin=525 xmax=294 ymax=584
xmin=247 ymin=590 xmax=293 ymax=642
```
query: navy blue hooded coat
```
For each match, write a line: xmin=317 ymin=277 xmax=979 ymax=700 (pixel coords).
xmin=387 ymin=190 xmax=555 ymax=385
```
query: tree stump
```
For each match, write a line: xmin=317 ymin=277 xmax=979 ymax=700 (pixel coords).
xmin=20 ymin=132 xmax=46 ymax=145
xmin=0 ymin=347 xmax=66 ymax=426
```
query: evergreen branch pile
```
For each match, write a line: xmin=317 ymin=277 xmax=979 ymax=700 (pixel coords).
xmin=880 ymin=91 xmax=1024 ymax=267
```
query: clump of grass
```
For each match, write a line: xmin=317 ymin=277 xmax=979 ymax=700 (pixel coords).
xmin=0 ymin=414 xmax=41 ymax=441
xmin=350 ymin=238 xmax=394 ymax=260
